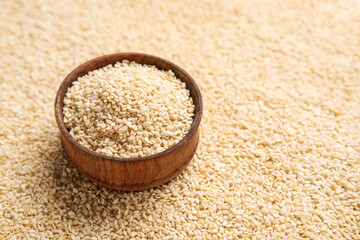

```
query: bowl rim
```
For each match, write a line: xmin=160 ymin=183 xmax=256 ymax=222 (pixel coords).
xmin=55 ymin=52 xmax=203 ymax=162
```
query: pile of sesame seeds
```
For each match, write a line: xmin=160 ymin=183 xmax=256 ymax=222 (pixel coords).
xmin=63 ymin=61 xmax=195 ymax=158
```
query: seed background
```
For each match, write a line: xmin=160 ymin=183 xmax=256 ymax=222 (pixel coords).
xmin=0 ymin=0 xmax=359 ymax=239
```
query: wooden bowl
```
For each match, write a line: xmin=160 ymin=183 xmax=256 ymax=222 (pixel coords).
xmin=55 ymin=53 xmax=202 ymax=191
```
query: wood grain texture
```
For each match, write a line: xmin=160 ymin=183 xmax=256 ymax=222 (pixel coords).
xmin=54 ymin=53 xmax=203 ymax=191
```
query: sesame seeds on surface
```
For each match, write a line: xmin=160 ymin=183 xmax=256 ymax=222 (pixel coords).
xmin=63 ymin=61 xmax=195 ymax=158
xmin=1 ymin=0 xmax=360 ymax=239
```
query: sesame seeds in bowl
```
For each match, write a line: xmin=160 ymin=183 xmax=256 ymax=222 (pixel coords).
xmin=63 ymin=60 xmax=195 ymax=159
xmin=55 ymin=53 xmax=203 ymax=190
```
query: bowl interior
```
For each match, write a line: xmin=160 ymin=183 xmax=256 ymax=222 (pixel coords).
xmin=55 ymin=53 xmax=203 ymax=161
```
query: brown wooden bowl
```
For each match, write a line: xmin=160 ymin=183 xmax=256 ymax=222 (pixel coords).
xmin=55 ymin=53 xmax=202 ymax=191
